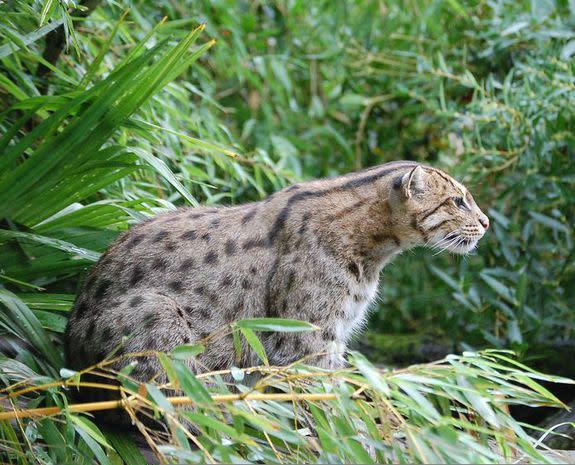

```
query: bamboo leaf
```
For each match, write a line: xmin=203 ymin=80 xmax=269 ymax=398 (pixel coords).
xmin=239 ymin=327 xmax=268 ymax=365
xmin=129 ymin=147 xmax=199 ymax=206
xmin=0 ymin=229 xmax=101 ymax=262
xmin=0 ymin=19 xmax=64 ymax=59
xmin=70 ymin=415 xmax=113 ymax=449
xmin=170 ymin=344 xmax=205 ymax=360
xmin=173 ymin=360 xmax=213 ymax=404
xmin=104 ymin=429 xmax=148 ymax=465
xmin=236 ymin=318 xmax=319 ymax=333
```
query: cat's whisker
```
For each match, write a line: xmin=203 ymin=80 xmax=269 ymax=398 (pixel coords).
xmin=430 ymin=229 xmax=461 ymax=255
xmin=437 ymin=234 xmax=463 ymax=255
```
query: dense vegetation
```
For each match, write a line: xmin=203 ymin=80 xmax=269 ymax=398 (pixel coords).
xmin=0 ymin=0 xmax=573 ymax=463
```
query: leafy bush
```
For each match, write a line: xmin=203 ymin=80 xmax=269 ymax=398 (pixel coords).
xmin=366 ymin=0 xmax=575 ymax=356
xmin=2 ymin=338 xmax=573 ymax=463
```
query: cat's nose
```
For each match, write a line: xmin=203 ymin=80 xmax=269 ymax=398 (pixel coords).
xmin=479 ymin=214 xmax=489 ymax=230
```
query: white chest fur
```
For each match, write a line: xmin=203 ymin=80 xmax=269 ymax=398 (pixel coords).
xmin=336 ymin=277 xmax=379 ymax=343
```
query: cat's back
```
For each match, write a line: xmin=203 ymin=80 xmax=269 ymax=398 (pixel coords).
xmin=82 ymin=204 xmax=263 ymax=300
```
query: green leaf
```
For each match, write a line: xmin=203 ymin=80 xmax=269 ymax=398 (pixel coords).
xmin=129 ymin=147 xmax=199 ymax=207
xmin=73 ymin=423 xmax=111 ymax=465
xmin=79 ymin=11 xmax=128 ymax=89
xmin=501 ymin=21 xmax=529 ymax=36
xmin=146 ymin=383 xmax=174 ymax=413
xmin=232 ymin=328 xmax=243 ymax=364
xmin=429 ymin=265 xmax=460 ymax=292
xmin=157 ymin=353 xmax=179 ymax=390
xmin=0 ymin=289 xmax=63 ymax=370
xmin=104 ymin=428 xmax=148 ymax=465
xmin=16 ymin=293 xmax=74 ymax=312
xmin=236 ymin=318 xmax=319 ymax=333
xmin=183 ymin=413 xmax=249 ymax=442
xmin=457 ymin=377 xmax=499 ymax=427
xmin=37 ymin=419 xmax=68 ymax=464
xmin=129 ymin=119 xmax=241 ymax=160
xmin=0 ymin=19 xmax=64 ymax=59
xmin=395 ymin=380 xmax=441 ymax=422
xmin=480 ymin=273 xmax=516 ymax=305
xmin=70 ymin=415 xmax=113 ymax=449
xmin=239 ymin=327 xmax=268 ymax=365
xmin=487 ymin=209 xmax=510 ymax=229
xmin=173 ymin=360 xmax=213 ymax=404
xmin=444 ymin=0 xmax=470 ymax=19
xmin=0 ymin=229 xmax=100 ymax=262
xmin=560 ymin=40 xmax=575 ymax=59
xmin=34 ymin=309 xmax=67 ymax=333
xmin=0 ymin=25 xmax=211 ymax=226
xmin=529 ymin=212 xmax=570 ymax=235
xmin=350 ymin=351 xmax=390 ymax=396
xmin=170 ymin=344 xmax=205 ymax=360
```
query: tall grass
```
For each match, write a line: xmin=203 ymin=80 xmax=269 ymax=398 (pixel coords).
xmin=2 ymin=344 xmax=573 ymax=464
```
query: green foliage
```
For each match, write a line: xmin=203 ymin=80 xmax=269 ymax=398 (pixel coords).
xmin=2 ymin=341 xmax=574 ymax=464
xmin=0 ymin=0 xmax=574 ymax=463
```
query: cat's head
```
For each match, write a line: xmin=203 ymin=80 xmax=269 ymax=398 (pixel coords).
xmin=390 ymin=165 xmax=489 ymax=254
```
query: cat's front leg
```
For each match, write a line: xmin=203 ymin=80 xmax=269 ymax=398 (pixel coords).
xmin=264 ymin=331 xmax=347 ymax=370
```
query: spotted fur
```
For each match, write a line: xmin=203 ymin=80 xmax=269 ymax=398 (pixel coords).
xmin=65 ymin=161 xmax=488 ymax=381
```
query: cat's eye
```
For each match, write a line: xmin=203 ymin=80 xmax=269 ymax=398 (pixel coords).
xmin=453 ymin=197 xmax=468 ymax=209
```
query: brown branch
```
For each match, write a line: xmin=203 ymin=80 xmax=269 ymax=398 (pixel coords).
xmin=354 ymin=95 xmax=394 ymax=170
xmin=0 ymin=392 xmax=340 ymax=421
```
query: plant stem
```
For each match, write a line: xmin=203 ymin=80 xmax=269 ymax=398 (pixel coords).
xmin=0 ymin=392 xmax=339 ymax=420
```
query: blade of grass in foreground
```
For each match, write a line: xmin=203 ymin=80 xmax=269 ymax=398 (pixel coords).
xmin=0 ymin=289 xmax=63 ymax=371
xmin=0 ymin=229 xmax=101 ymax=262
xmin=103 ymin=428 xmax=147 ymax=465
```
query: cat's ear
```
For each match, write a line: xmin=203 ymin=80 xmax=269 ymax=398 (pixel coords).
xmin=393 ymin=165 xmax=426 ymax=199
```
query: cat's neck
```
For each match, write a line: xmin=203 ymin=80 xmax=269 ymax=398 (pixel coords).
xmin=313 ymin=189 xmax=404 ymax=281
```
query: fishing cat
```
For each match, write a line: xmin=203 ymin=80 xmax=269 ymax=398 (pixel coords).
xmin=65 ymin=161 xmax=489 ymax=380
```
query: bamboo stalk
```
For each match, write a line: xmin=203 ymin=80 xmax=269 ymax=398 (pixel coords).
xmin=0 ymin=392 xmax=339 ymax=421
